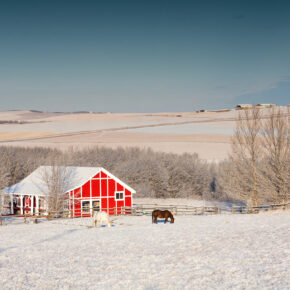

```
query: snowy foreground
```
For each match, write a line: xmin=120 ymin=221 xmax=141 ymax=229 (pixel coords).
xmin=0 ymin=212 xmax=289 ymax=289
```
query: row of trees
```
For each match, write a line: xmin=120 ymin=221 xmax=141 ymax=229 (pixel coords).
xmin=0 ymin=147 xmax=213 ymax=199
xmin=0 ymin=106 xmax=289 ymax=214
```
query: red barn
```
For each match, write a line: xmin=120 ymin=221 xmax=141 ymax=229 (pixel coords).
xmin=4 ymin=166 xmax=136 ymax=216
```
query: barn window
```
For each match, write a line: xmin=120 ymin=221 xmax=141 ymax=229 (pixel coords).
xmin=82 ymin=201 xmax=90 ymax=213
xmin=92 ymin=200 xmax=100 ymax=212
xmin=115 ymin=191 xmax=124 ymax=200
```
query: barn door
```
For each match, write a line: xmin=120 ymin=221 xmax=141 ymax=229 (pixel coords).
xmin=92 ymin=200 xmax=100 ymax=212
xmin=81 ymin=201 xmax=90 ymax=213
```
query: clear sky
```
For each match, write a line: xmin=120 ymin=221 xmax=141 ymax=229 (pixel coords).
xmin=0 ymin=0 xmax=289 ymax=112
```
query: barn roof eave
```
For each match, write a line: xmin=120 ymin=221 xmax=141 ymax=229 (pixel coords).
xmin=4 ymin=191 xmax=46 ymax=197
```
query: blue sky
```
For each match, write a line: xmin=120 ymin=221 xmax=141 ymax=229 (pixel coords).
xmin=0 ymin=0 xmax=289 ymax=112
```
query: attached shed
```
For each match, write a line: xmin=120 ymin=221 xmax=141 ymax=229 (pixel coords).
xmin=3 ymin=166 xmax=136 ymax=216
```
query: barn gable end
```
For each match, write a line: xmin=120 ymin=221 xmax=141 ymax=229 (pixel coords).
xmin=68 ymin=168 xmax=135 ymax=216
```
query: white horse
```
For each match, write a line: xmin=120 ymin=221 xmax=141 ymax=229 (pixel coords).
xmin=93 ymin=211 xmax=111 ymax=228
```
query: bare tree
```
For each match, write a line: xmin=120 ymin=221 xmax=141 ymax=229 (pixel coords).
xmin=0 ymin=153 xmax=10 ymax=225
xmin=215 ymin=160 xmax=241 ymax=202
xmin=38 ymin=158 xmax=73 ymax=217
xmin=0 ymin=188 xmax=4 ymax=225
xmin=260 ymin=107 xmax=290 ymax=203
xmin=229 ymin=107 xmax=263 ymax=206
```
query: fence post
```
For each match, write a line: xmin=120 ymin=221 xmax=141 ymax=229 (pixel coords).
xmin=232 ymin=206 xmax=234 ymax=214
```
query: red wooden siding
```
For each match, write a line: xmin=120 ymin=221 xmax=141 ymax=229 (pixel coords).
xmin=93 ymin=172 xmax=101 ymax=178
xmin=108 ymin=197 xmax=115 ymax=210
xmin=68 ymin=170 xmax=133 ymax=216
xmin=91 ymin=179 xmax=100 ymax=197
xmin=125 ymin=197 xmax=131 ymax=207
xmin=101 ymin=171 xmax=107 ymax=178
xmin=108 ymin=179 xmax=115 ymax=196
xmin=116 ymin=183 xmax=124 ymax=191
xmin=101 ymin=198 xmax=108 ymax=212
xmin=82 ymin=181 xmax=90 ymax=198
xmin=101 ymin=179 xmax=107 ymax=197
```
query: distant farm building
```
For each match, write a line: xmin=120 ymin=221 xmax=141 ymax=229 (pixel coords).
xmin=3 ymin=166 xmax=136 ymax=217
xmin=236 ymin=104 xmax=277 ymax=110
xmin=235 ymin=104 xmax=254 ymax=110
xmin=256 ymin=104 xmax=277 ymax=108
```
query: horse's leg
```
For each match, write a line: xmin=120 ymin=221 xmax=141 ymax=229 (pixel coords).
xmin=164 ymin=218 xmax=168 ymax=224
xmin=154 ymin=216 xmax=157 ymax=224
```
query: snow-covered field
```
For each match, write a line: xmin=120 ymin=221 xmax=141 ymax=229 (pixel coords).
xmin=0 ymin=212 xmax=289 ymax=289
xmin=0 ymin=110 xmax=235 ymax=159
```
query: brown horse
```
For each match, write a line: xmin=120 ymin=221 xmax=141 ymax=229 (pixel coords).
xmin=152 ymin=209 xmax=174 ymax=224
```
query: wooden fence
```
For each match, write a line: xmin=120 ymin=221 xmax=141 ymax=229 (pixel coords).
xmin=231 ymin=203 xmax=290 ymax=214
xmin=132 ymin=204 xmax=221 ymax=216
xmin=1 ymin=204 xmax=221 ymax=220
xmin=1 ymin=202 xmax=289 ymax=224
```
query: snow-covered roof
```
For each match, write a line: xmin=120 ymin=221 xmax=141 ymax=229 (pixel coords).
xmin=3 ymin=166 xmax=136 ymax=196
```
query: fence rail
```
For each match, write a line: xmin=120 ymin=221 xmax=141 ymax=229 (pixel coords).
xmin=231 ymin=203 xmax=290 ymax=214
xmin=132 ymin=204 xmax=221 ymax=216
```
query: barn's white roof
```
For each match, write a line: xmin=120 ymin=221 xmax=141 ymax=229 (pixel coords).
xmin=3 ymin=166 xmax=136 ymax=196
